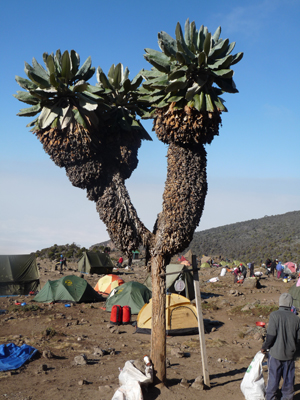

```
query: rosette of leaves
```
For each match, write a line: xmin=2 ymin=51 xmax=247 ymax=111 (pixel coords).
xmin=14 ymin=50 xmax=104 ymax=167
xmin=140 ymin=19 xmax=243 ymax=145
xmin=95 ymin=63 xmax=152 ymax=179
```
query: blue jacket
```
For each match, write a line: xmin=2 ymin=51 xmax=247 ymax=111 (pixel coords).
xmin=276 ymin=262 xmax=282 ymax=271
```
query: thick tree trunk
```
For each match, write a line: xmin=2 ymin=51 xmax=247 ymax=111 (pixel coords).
xmin=150 ymin=141 xmax=208 ymax=386
xmin=96 ymin=172 xmax=153 ymax=256
xmin=150 ymin=254 xmax=167 ymax=386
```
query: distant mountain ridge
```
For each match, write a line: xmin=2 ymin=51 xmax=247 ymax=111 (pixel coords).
xmin=187 ymin=210 xmax=300 ymax=264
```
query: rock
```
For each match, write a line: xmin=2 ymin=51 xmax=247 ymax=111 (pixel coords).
xmin=78 ymin=379 xmax=87 ymax=386
xmin=171 ymin=348 xmax=185 ymax=358
xmin=74 ymin=354 xmax=87 ymax=365
xmin=37 ymin=364 xmax=48 ymax=373
xmin=243 ymin=277 xmax=258 ymax=289
xmin=228 ymin=289 xmax=241 ymax=297
xmin=180 ymin=378 xmax=190 ymax=388
xmin=42 ymin=350 xmax=54 ymax=359
xmin=191 ymin=376 xmax=204 ymax=390
xmin=93 ymin=347 xmax=105 ymax=357
xmin=253 ymin=332 xmax=263 ymax=341
xmin=99 ymin=385 xmax=113 ymax=391
xmin=109 ymin=326 xmax=120 ymax=334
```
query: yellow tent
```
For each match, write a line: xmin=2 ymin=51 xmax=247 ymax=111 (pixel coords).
xmin=94 ymin=274 xmax=124 ymax=296
xmin=200 ymin=262 xmax=211 ymax=269
xmin=136 ymin=293 xmax=198 ymax=336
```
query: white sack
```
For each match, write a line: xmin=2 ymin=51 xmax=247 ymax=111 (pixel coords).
xmin=112 ymin=360 xmax=153 ymax=400
xmin=240 ymin=351 xmax=265 ymax=400
xmin=220 ymin=268 xmax=227 ymax=276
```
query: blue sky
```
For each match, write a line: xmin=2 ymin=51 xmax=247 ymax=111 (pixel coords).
xmin=1 ymin=0 xmax=299 ymax=254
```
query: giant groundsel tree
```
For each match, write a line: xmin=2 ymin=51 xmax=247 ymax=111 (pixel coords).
xmin=14 ymin=19 xmax=242 ymax=386
xmin=139 ymin=18 xmax=243 ymax=384
xmin=14 ymin=50 xmax=153 ymax=257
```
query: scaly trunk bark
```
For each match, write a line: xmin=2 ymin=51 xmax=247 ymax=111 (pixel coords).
xmin=150 ymin=254 xmax=167 ymax=386
xmin=95 ymin=172 xmax=153 ymax=256
xmin=150 ymin=141 xmax=208 ymax=385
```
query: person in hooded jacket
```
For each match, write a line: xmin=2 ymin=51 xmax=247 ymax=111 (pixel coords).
xmin=276 ymin=261 xmax=283 ymax=279
xmin=261 ymin=293 xmax=300 ymax=400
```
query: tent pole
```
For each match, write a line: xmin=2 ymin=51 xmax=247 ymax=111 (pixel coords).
xmin=192 ymin=254 xmax=210 ymax=388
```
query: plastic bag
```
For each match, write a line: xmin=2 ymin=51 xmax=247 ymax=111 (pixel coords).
xmin=208 ymin=277 xmax=219 ymax=283
xmin=112 ymin=360 xmax=153 ymax=400
xmin=240 ymin=351 xmax=265 ymax=399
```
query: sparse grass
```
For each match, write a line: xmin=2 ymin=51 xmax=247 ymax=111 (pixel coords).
xmin=228 ymin=303 xmax=278 ymax=317
xmin=206 ymin=338 xmax=228 ymax=348
xmin=43 ymin=327 xmax=57 ymax=338
xmin=181 ymin=339 xmax=200 ymax=348
xmin=202 ymin=303 xmax=219 ymax=311
xmin=8 ymin=304 xmax=40 ymax=313
xmin=207 ymin=283 xmax=225 ymax=289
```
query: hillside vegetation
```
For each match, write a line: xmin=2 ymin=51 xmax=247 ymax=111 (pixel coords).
xmin=35 ymin=211 xmax=300 ymax=266
xmin=187 ymin=211 xmax=300 ymax=264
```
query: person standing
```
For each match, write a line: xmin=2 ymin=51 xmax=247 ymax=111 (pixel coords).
xmin=248 ymin=261 xmax=254 ymax=277
xmin=276 ymin=261 xmax=283 ymax=279
xmin=270 ymin=259 xmax=277 ymax=276
xmin=240 ymin=263 xmax=247 ymax=279
xmin=261 ymin=293 xmax=300 ymax=400
xmin=117 ymin=256 xmax=123 ymax=268
xmin=59 ymin=254 xmax=63 ymax=272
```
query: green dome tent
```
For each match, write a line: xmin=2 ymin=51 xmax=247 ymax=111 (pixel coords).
xmin=77 ymin=251 xmax=114 ymax=275
xmin=0 ymin=254 xmax=40 ymax=296
xmin=105 ymin=281 xmax=152 ymax=314
xmin=33 ymin=275 xmax=103 ymax=303
xmin=144 ymin=264 xmax=195 ymax=300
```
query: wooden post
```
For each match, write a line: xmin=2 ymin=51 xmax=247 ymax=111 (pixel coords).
xmin=192 ymin=254 xmax=210 ymax=388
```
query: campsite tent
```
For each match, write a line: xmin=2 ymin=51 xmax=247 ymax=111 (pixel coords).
xmin=284 ymin=262 xmax=296 ymax=274
xmin=289 ymin=283 xmax=300 ymax=309
xmin=77 ymin=251 xmax=114 ymax=275
xmin=144 ymin=264 xmax=195 ymax=300
xmin=200 ymin=262 xmax=211 ymax=269
xmin=33 ymin=275 xmax=103 ymax=303
xmin=137 ymin=293 xmax=198 ymax=336
xmin=105 ymin=281 xmax=152 ymax=314
xmin=94 ymin=274 xmax=124 ymax=296
xmin=0 ymin=254 xmax=40 ymax=296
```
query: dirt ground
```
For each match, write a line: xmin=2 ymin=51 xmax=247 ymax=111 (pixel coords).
xmin=1 ymin=259 xmax=300 ymax=400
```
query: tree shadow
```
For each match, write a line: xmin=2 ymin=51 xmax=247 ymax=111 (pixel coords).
xmin=209 ymin=367 xmax=247 ymax=388
xmin=204 ymin=319 xmax=224 ymax=333
xmin=143 ymin=386 xmax=162 ymax=399
xmin=201 ymin=292 xmax=222 ymax=299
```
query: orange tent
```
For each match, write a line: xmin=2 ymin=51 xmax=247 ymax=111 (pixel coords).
xmin=94 ymin=274 xmax=124 ymax=296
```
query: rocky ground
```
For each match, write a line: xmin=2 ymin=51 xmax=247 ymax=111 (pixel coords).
xmin=1 ymin=258 xmax=300 ymax=400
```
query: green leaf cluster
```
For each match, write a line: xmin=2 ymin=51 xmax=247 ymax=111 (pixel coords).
xmin=96 ymin=63 xmax=152 ymax=140
xmin=14 ymin=50 xmax=103 ymax=130
xmin=14 ymin=51 xmax=151 ymax=142
xmin=141 ymin=19 xmax=243 ymax=114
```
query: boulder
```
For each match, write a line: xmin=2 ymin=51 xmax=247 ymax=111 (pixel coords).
xmin=243 ymin=277 xmax=257 ymax=289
